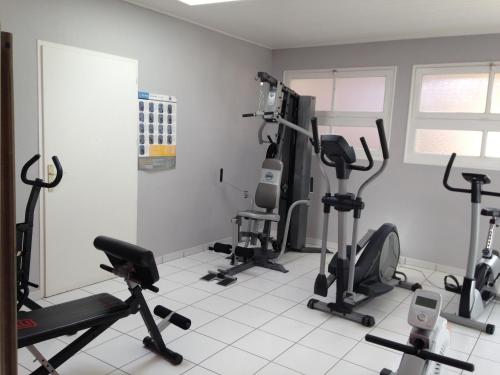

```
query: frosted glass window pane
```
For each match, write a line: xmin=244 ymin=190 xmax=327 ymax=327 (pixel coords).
xmin=333 ymin=77 xmax=386 ymax=112
xmin=318 ymin=125 xmax=332 ymax=136
xmin=333 ymin=126 xmax=381 ymax=150
xmin=289 ymin=78 xmax=333 ymax=111
xmin=415 ymin=129 xmax=482 ymax=156
xmin=419 ymin=73 xmax=489 ymax=113
xmin=485 ymin=132 xmax=500 ymax=158
xmin=490 ymin=74 xmax=500 ymax=114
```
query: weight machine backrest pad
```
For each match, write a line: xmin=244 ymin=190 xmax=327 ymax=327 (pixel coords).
xmin=18 ymin=293 xmax=129 ymax=348
xmin=94 ymin=236 xmax=159 ymax=289
xmin=255 ymin=159 xmax=283 ymax=210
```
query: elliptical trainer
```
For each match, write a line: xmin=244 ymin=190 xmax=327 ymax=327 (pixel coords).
xmin=308 ymin=119 xmax=420 ymax=327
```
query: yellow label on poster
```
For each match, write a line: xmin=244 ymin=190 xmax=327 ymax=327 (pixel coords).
xmin=149 ymin=145 xmax=176 ymax=157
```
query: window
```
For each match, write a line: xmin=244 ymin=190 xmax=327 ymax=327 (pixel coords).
xmin=405 ymin=63 xmax=500 ymax=170
xmin=285 ymin=67 xmax=396 ymax=158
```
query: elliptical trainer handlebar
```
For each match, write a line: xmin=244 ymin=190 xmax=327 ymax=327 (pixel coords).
xmin=21 ymin=154 xmax=63 ymax=188
xmin=365 ymin=334 xmax=474 ymax=372
xmin=443 ymin=153 xmax=500 ymax=197
xmin=376 ymin=119 xmax=389 ymax=160
xmin=310 ymin=117 xmax=320 ymax=155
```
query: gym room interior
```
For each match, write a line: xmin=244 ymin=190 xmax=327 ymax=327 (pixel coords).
xmin=2 ymin=1 xmax=500 ymax=374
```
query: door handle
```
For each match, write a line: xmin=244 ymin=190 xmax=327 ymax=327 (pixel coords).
xmin=47 ymin=164 xmax=56 ymax=191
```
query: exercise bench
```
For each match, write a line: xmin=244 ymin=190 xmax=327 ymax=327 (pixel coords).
xmin=17 ymin=236 xmax=191 ymax=374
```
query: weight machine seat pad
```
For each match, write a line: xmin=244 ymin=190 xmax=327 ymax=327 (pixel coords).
xmin=482 ymin=207 xmax=500 ymax=218
xmin=237 ymin=210 xmax=280 ymax=222
xmin=18 ymin=293 xmax=129 ymax=348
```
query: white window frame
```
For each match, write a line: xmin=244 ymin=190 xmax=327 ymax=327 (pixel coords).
xmin=405 ymin=62 xmax=500 ymax=170
xmin=284 ymin=66 xmax=397 ymax=160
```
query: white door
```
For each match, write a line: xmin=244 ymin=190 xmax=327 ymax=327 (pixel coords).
xmin=39 ymin=42 xmax=138 ymax=296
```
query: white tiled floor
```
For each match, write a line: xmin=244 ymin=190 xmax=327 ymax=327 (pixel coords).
xmin=18 ymin=250 xmax=500 ymax=374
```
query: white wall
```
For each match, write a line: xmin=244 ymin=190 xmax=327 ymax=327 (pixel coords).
xmin=1 ymin=0 xmax=272 ymax=283
xmin=273 ymin=34 xmax=500 ymax=269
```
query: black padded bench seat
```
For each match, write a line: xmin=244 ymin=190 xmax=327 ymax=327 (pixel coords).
xmin=18 ymin=293 xmax=129 ymax=348
xmin=482 ymin=207 xmax=500 ymax=218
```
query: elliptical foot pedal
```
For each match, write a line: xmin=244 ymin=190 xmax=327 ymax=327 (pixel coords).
xmin=217 ymin=276 xmax=237 ymax=286
xmin=444 ymin=275 xmax=462 ymax=294
xmin=201 ymin=271 xmax=218 ymax=281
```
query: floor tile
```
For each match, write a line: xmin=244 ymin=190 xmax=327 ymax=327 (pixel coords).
xmin=255 ymin=362 xmax=301 ymax=375
xmin=249 ymin=294 xmax=297 ymax=314
xmin=217 ymin=285 xmax=265 ymax=303
xmin=57 ymin=352 xmax=114 ymax=375
xmin=157 ymin=262 xmax=183 ymax=277
xmin=471 ymin=338 xmax=500 ymax=362
xmin=18 ymin=339 xmax=66 ymax=370
xmin=467 ymin=355 xmax=500 ymax=373
xmin=17 ymin=365 xmax=30 ymax=375
xmin=450 ymin=330 xmax=478 ymax=354
xmin=168 ymin=331 xmax=227 ymax=364
xmin=112 ymin=312 xmax=148 ymax=333
xmin=320 ymin=316 xmax=373 ymax=341
xmin=165 ymin=270 xmax=202 ymax=285
xmin=326 ymin=360 xmax=378 ymax=374
xmin=233 ymin=329 xmax=294 ymax=360
xmin=82 ymin=279 xmax=126 ymax=294
xmin=167 ymin=257 xmax=203 ymax=270
xmin=224 ymin=304 xmax=277 ymax=328
xmin=182 ymin=366 xmax=219 ymax=375
xmin=269 ymin=285 xmax=312 ymax=303
xmin=274 ymin=344 xmax=339 ymax=375
xmin=240 ymin=277 xmax=282 ymax=293
xmin=196 ymin=317 xmax=253 ymax=344
xmin=260 ymin=316 xmax=315 ymax=342
xmin=121 ymin=353 xmax=195 ymax=374
xmin=177 ymin=306 xmax=219 ymax=330
xmin=378 ymin=314 xmax=412 ymax=336
xmin=282 ymin=303 xmax=331 ymax=327
xmin=344 ymin=342 xmax=401 ymax=372
xmin=154 ymin=278 xmax=185 ymax=294
xmin=201 ymin=346 xmax=268 ymax=375
xmin=164 ymin=286 xmax=212 ymax=305
xmin=193 ymin=294 xmax=242 ymax=315
xmin=299 ymin=328 xmax=357 ymax=357
xmin=190 ymin=279 xmax=232 ymax=293
xmin=44 ymin=289 xmax=93 ymax=305
xmin=86 ymin=335 xmax=150 ymax=368
xmin=288 ymin=276 xmax=315 ymax=291
xmin=58 ymin=327 xmax=122 ymax=350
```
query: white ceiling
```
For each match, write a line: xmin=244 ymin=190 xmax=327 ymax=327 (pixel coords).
xmin=124 ymin=0 xmax=500 ymax=49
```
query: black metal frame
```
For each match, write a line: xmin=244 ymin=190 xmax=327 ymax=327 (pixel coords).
xmin=16 ymin=154 xmax=63 ymax=311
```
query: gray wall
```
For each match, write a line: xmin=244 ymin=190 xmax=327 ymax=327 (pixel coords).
xmin=1 ymin=0 xmax=271 ymax=283
xmin=273 ymin=34 xmax=500 ymax=269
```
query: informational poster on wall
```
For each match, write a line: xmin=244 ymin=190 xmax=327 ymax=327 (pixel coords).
xmin=138 ymin=91 xmax=177 ymax=170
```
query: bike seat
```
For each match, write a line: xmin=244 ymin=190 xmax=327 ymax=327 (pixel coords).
xmin=482 ymin=207 xmax=500 ymax=217
xmin=462 ymin=173 xmax=491 ymax=185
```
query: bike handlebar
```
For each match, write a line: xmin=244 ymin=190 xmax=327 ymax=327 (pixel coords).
xmin=21 ymin=154 xmax=63 ymax=188
xmin=443 ymin=153 xmax=500 ymax=197
xmin=365 ymin=334 xmax=474 ymax=372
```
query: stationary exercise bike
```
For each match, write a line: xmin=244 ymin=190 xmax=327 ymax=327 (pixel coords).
xmin=365 ymin=290 xmax=475 ymax=374
xmin=441 ymin=153 xmax=500 ymax=334
xmin=17 ymin=154 xmax=63 ymax=311
xmin=308 ymin=119 xmax=420 ymax=327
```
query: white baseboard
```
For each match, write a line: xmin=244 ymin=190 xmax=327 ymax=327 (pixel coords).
xmin=399 ymin=256 xmax=465 ymax=276
xmin=158 ymin=237 xmax=232 ymax=264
